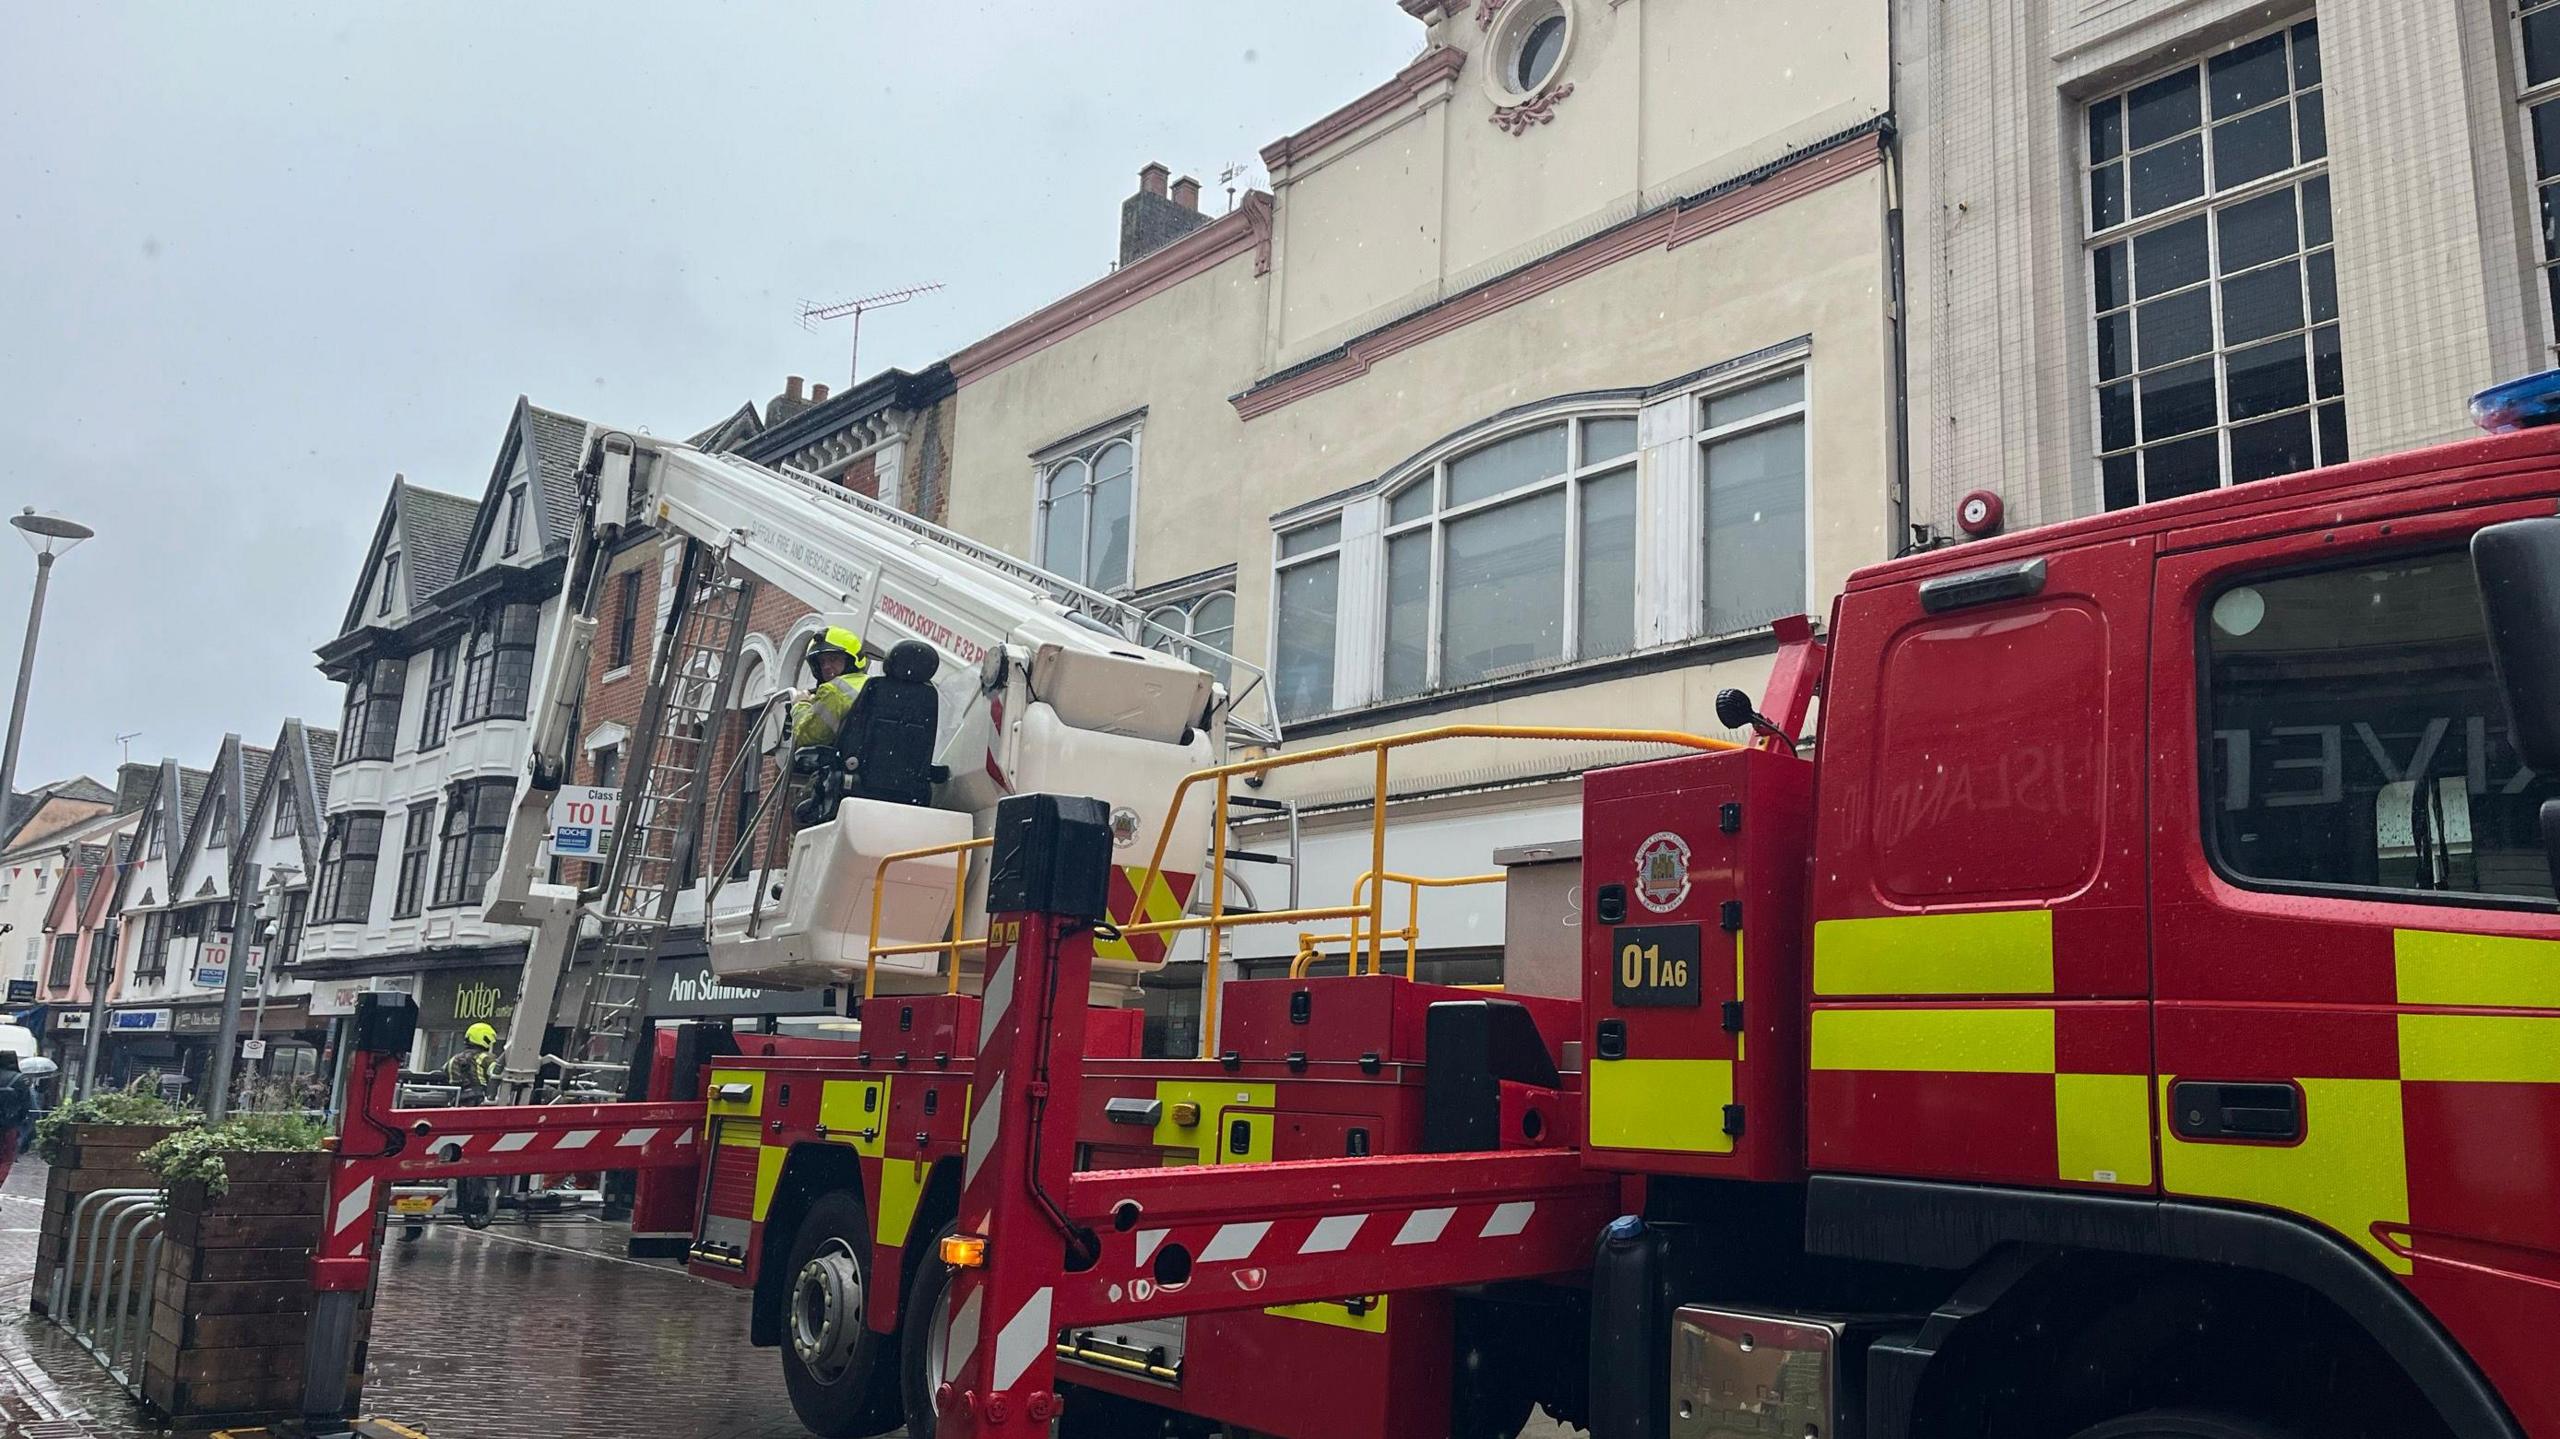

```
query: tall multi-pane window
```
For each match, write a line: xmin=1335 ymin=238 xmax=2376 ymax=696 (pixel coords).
xmin=1699 ymin=374 xmax=1808 ymax=637
xmin=272 ymin=788 xmax=296 ymax=839
xmin=312 ymin=812 xmax=384 ymax=926
xmin=458 ymin=602 xmax=540 ymax=725
xmin=433 ymin=780 xmax=512 ymax=908
xmin=2520 ymin=0 xmax=2560 ymax=346
xmin=135 ymin=912 xmax=169 ymax=980
xmin=376 ymin=553 xmax=399 ymax=617
xmin=611 ymin=569 xmax=642 ymax=669
xmin=391 ymin=802 xmax=436 ymax=918
xmin=1035 ymin=431 xmax=1136 ymax=593
xmin=501 ymin=487 xmax=526 ymax=556
xmin=341 ymin=656 xmax=406 ymax=762
xmin=1272 ymin=520 xmax=1341 ymax=722
xmin=418 ymin=641 xmax=456 ymax=751
xmin=1378 ymin=415 xmax=1640 ymax=700
xmin=2086 ymin=20 xmax=2342 ymax=509
xmin=275 ymin=890 xmax=307 ymax=967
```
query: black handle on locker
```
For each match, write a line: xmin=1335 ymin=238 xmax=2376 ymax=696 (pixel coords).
xmin=1595 ymin=1019 xmax=1628 ymax=1061
xmin=1595 ymin=884 xmax=1627 ymax=925
xmin=2169 ymin=1081 xmax=2302 ymax=1142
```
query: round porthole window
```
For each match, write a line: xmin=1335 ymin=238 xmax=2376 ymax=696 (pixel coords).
xmin=1515 ymin=13 xmax=1567 ymax=91
xmin=1485 ymin=0 xmax=1575 ymax=105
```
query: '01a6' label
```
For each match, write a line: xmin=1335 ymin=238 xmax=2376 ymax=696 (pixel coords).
xmin=1610 ymin=924 xmax=1702 ymax=1008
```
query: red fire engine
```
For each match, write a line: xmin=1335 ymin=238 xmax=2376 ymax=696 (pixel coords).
xmin=299 ymin=382 xmax=2560 ymax=1439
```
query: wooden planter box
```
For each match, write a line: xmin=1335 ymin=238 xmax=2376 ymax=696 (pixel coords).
xmin=140 ymin=1150 xmax=371 ymax=1432
xmin=33 ymin=1122 xmax=182 ymax=1316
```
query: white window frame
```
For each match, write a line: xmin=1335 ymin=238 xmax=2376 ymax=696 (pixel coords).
xmin=1142 ymin=587 xmax=1239 ymax=680
xmin=2080 ymin=17 xmax=2341 ymax=512
xmin=1270 ymin=519 xmax=1347 ymax=722
xmin=1694 ymin=370 xmax=1814 ymax=641
xmin=1031 ymin=423 xmax=1143 ymax=596
xmin=2515 ymin=0 xmax=2560 ymax=357
xmin=1265 ymin=354 xmax=1813 ymax=723
xmin=1375 ymin=412 xmax=1640 ymax=699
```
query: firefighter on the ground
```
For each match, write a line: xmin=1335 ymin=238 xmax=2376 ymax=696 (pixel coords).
xmin=789 ymin=626 xmax=869 ymax=749
xmin=444 ymin=1022 xmax=498 ymax=1105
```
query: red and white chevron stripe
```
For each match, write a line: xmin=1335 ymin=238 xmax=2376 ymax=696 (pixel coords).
xmin=1058 ymin=1190 xmax=1607 ymax=1322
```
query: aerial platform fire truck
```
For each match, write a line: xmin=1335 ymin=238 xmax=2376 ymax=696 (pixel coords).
xmin=298 ymin=374 xmax=2560 ymax=1439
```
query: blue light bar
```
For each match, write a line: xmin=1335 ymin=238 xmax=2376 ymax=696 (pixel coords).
xmin=2470 ymin=369 xmax=2560 ymax=433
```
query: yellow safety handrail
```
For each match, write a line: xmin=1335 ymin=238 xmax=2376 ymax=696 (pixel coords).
xmin=864 ymin=836 xmax=992 ymax=1000
xmin=1118 ymin=725 xmax=1733 ymax=1057
xmin=861 ymin=725 xmax=1732 ymax=1054
xmin=1292 ymin=871 xmax=1505 ymax=979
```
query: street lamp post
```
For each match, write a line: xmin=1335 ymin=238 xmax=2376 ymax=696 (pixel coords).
xmin=0 ymin=509 xmax=93 ymax=829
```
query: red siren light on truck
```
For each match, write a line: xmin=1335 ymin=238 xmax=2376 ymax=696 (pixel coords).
xmin=2470 ymin=368 xmax=2560 ymax=433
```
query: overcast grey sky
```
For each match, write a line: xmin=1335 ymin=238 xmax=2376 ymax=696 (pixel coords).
xmin=0 ymin=3 xmax=1418 ymax=789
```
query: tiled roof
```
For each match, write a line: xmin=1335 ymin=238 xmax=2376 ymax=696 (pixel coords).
xmin=396 ymin=485 xmax=480 ymax=599
xmin=176 ymin=766 xmax=211 ymax=831
xmin=306 ymin=728 xmax=338 ymax=812
xmin=522 ymin=405 xmax=592 ymax=543
xmin=239 ymin=746 xmax=273 ymax=818
xmin=687 ymin=401 xmax=763 ymax=453
xmin=70 ymin=843 xmax=104 ymax=907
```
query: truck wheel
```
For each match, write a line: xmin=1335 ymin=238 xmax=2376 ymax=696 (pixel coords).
xmin=781 ymin=1190 xmax=902 ymax=1438
xmin=2068 ymin=1412 xmax=2301 ymax=1439
xmin=900 ymin=1222 xmax=960 ymax=1438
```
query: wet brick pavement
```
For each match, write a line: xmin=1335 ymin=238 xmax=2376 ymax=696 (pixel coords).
xmin=0 ymin=1156 xmax=815 ymax=1439
xmin=0 ymin=1157 xmax=1577 ymax=1438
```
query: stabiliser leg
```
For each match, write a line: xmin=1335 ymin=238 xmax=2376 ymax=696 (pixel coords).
xmin=933 ymin=795 xmax=1619 ymax=1437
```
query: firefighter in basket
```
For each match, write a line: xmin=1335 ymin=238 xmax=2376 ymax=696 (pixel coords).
xmin=787 ymin=626 xmax=868 ymax=824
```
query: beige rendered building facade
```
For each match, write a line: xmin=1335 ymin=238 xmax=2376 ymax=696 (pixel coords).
xmin=935 ymin=0 xmax=1899 ymax=1038
xmin=1898 ymin=0 xmax=2559 ymax=535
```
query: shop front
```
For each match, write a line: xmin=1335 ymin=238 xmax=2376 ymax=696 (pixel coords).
xmin=170 ymin=1001 xmax=227 ymax=1089
xmin=44 ymin=1009 xmax=89 ymax=1094
xmin=643 ymin=942 xmax=839 ymax=1031
xmin=416 ymin=965 xmax=522 ymax=1075
xmin=99 ymin=1005 xmax=179 ymax=1096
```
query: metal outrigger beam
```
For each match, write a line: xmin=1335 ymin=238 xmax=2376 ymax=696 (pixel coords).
xmin=931 ymin=794 xmax=1621 ymax=1437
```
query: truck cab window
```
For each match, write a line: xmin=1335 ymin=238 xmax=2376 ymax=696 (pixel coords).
xmin=2203 ymin=548 xmax=2558 ymax=901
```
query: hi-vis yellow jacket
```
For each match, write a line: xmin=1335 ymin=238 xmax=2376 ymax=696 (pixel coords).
xmin=791 ymin=673 xmax=866 ymax=749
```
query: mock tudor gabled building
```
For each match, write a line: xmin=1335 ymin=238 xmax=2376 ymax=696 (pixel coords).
xmin=221 ymin=718 xmax=336 ymax=1090
xmin=96 ymin=756 xmax=207 ymax=1086
xmin=107 ymin=734 xmax=272 ymax=1088
xmin=303 ymin=398 xmax=605 ymax=1070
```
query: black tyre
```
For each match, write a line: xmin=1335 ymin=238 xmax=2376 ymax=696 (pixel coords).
xmin=900 ymin=1221 xmax=959 ymax=1438
xmin=2068 ymin=1412 xmax=2303 ymax=1439
xmin=780 ymin=1190 xmax=903 ymax=1438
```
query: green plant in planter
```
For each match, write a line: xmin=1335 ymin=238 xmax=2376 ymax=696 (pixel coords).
xmin=139 ymin=1111 xmax=327 ymax=1197
xmin=33 ymin=1078 xmax=195 ymax=1164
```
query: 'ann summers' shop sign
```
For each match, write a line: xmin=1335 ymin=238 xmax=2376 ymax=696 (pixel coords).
xmin=645 ymin=957 xmax=834 ymax=1019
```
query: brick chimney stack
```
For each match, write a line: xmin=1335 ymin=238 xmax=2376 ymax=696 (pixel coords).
xmin=811 ymin=382 xmax=831 ymax=403
xmin=769 ymin=375 xmax=810 ymax=425
xmin=1120 ymin=161 xmax=1211 ymax=267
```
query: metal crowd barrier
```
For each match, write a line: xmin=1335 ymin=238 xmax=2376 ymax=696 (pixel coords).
xmin=46 ymin=1186 xmax=165 ymax=1395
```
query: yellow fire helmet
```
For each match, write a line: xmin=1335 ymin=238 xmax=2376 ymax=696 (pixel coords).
xmin=806 ymin=625 xmax=867 ymax=675
xmin=464 ymin=1022 xmax=497 ymax=1050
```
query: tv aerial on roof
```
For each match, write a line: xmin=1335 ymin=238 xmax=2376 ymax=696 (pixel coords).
xmin=796 ymin=283 xmax=946 ymax=389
